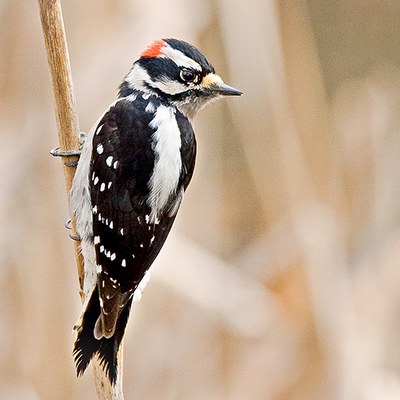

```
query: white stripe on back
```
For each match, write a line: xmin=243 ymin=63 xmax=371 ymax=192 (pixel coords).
xmin=147 ymin=105 xmax=182 ymax=221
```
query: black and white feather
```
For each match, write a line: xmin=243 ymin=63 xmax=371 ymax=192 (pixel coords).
xmin=70 ymin=38 xmax=241 ymax=384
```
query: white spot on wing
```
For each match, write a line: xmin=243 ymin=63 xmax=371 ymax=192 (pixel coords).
xmin=94 ymin=176 xmax=99 ymax=185
xmin=96 ymin=144 xmax=104 ymax=154
xmin=95 ymin=124 xmax=104 ymax=135
xmin=106 ymin=156 xmax=113 ymax=166
xmin=92 ymin=205 xmax=98 ymax=214
xmin=108 ymin=181 xmax=112 ymax=189
xmin=94 ymin=236 xmax=100 ymax=245
xmin=120 ymin=228 xmax=124 ymax=235
xmin=121 ymin=259 xmax=126 ymax=267
xmin=113 ymin=161 xmax=119 ymax=169
xmin=111 ymin=253 xmax=116 ymax=261
xmin=109 ymin=221 xmax=114 ymax=229
xmin=100 ymin=183 xmax=105 ymax=192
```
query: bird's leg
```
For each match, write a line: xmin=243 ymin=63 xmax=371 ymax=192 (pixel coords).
xmin=50 ymin=131 xmax=87 ymax=167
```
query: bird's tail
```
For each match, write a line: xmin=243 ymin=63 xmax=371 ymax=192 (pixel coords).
xmin=73 ymin=287 xmax=133 ymax=384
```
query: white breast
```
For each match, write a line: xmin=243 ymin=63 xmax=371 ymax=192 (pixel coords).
xmin=147 ymin=105 xmax=182 ymax=221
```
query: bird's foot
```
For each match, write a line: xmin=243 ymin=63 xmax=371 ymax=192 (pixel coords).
xmin=65 ymin=218 xmax=81 ymax=241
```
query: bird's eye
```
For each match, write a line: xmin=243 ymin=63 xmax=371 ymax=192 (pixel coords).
xmin=180 ymin=68 xmax=198 ymax=83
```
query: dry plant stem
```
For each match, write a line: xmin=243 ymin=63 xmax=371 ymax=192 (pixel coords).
xmin=37 ymin=1 xmax=124 ymax=399
xmin=37 ymin=0 xmax=83 ymax=287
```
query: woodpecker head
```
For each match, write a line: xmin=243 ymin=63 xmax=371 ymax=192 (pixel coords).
xmin=119 ymin=38 xmax=242 ymax=119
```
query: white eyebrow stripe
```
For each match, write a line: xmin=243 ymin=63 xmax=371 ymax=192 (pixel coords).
xmin=161 ymin=45 xmax=202 ymax=71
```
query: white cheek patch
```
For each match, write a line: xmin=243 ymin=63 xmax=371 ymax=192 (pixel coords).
xmin=160 ymin=45 xmax=202 ymax=71
xmin=125 ymin=64 xmax=152 ymax=92
xmin=153 ymin=77 xmax=189 ymax=95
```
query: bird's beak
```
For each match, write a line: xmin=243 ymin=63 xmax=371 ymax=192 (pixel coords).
xmin=202 ymin=73 xmax=242 ymax=96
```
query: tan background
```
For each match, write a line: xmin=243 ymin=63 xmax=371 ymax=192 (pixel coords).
xmin=2 ymin=0 xmax=400 ymax=399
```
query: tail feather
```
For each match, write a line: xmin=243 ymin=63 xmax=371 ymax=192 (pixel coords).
xmin=73 ymin=287 xmax=133 ymax=384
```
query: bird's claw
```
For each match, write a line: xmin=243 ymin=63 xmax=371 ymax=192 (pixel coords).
xmin=65 ymin=219 xmax=81 ymax=241
xmin=69 ymin=233 xmax=81 ymax=241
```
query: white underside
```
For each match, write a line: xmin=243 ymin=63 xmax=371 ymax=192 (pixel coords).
xmin=71 ymin=127 xmax=97 ymax=299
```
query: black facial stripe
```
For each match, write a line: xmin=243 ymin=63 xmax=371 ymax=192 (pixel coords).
xmin=138 ymin=58 xmax=180 ymax=82
xmin=144 ymin=83 xmax=204 ymax=103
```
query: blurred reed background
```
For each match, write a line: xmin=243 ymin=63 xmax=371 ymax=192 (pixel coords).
xmin=1 ymin=0 xmax=400 ymax=399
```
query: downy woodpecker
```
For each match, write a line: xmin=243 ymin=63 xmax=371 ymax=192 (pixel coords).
xmin=71 ymin=38 xmax=241 ymax=383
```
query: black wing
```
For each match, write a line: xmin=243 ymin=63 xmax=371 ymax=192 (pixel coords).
xmin=89 ymin=95 xmax=196 ymax=338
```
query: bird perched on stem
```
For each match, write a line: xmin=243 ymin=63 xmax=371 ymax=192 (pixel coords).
xmin=71 ymin=38 xmax=241 ymax=384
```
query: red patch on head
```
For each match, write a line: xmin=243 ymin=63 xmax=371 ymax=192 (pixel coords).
xmin=141 ymin=40 xmax=166 ymax=58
